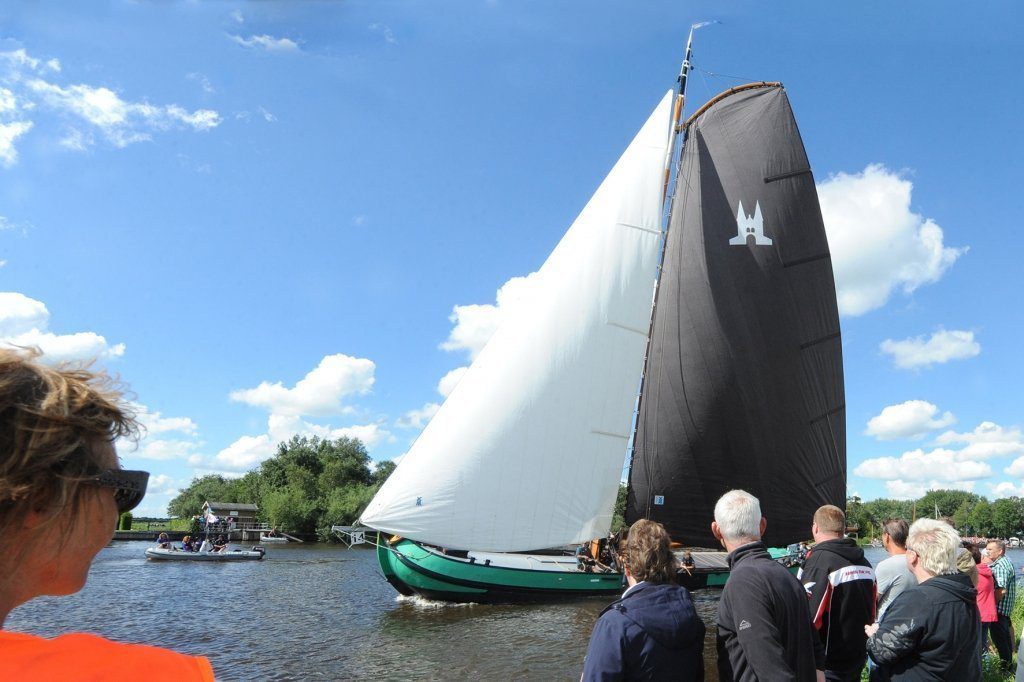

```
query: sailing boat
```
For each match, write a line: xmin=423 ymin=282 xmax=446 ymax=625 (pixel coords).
xmin=361 ymin=32 xmax=845 ymax=603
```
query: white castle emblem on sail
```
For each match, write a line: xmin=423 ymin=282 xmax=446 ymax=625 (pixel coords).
xmin=729 ymin=201 xmax=773 ymax=246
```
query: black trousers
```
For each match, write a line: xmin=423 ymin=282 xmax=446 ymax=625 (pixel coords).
xmin=990 ymin=613 xmax=1013 ymax=664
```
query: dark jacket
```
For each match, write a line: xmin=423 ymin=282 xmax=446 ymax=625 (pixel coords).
xmin=717 ymin=542 xmax=822 ymax=682
xmin=866 ymin=571 xmax=981 ymax=681
xmin=799 ymin=537 xmax=876 ymax=671
xmin=582 ymin=581 xmax=704 ymax=681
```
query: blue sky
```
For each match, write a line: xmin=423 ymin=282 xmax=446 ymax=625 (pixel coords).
xmin=0 ymin=2 xmax=1021 ymax=517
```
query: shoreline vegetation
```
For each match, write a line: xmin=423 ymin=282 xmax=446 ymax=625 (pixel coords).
xmin=165 ymin=435 xmax=395 ymax=542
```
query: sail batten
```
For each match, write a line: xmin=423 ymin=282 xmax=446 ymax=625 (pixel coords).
xmin=361 ymin=91 xmax=676 ymax=552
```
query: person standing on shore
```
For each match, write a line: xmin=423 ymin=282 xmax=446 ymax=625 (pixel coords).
xmin=865 ymin=519 xmax=980 ymax=679
xmin=868 ymin=518 xmax=916 ymax=681
xmin=974 ymin=545 xmax=997 ymax=656
xmin=799 ymin=505 xmax=876 ymax=682
xmin=0 ymin=349 xmax=214 ymax=681
xmin=581 ymin=519 xmax=704 ymax=681
xmin=985 ymin=539 xmax=1016 ymax=671
xmin=713 ymin=489 xmax=824 ymax=682
xmin=875 ymin=518 xmax=916 ymax=620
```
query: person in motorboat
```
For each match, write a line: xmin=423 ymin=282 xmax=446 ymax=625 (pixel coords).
xmin=157 ymin=532 xmax=172 ymax=549
xmin=181 ymin=535 xmax=192 ymax=552
xmin=0 ymin=348 xmax=214 ymax=681
xmin=213 ymin=535 xmax=228 ymax=553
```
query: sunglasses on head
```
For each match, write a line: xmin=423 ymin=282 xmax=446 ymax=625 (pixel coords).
xmin=89 ymin=469 xmax=149 ymax=513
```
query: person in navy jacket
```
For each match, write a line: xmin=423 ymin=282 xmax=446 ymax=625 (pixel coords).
xmin=581 ymin=519 xmax=705 ymax=681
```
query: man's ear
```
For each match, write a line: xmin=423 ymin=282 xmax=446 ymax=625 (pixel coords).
xmin=759 ymin=517 xmax=767 ymax=536
xmin=811 ymin=521 xmax=818 ymax=536
xmin=711 ymin=521 xmax=723 ymax=541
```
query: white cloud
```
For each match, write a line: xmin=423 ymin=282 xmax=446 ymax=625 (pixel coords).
xmin=211 ymin=413 xmax=392 ymax=472
xmin=187 ymin=72 xmax=215 ymax=94
xmin=396 ymin=403 xmax=440 ymax=429
xmin=0 ymin=88 xmax=17 ymax=113
xmin=854 ymin=447 xmax=992 ymax=482
xmin=864 ymin=400 xmax=955 ymax=441
xmin=59 ymin=127 xmax=91 ymax=151
xmin=134 ymin=404 xmax=199 ymax=437
xmin=437 ymin=366 xmax=468 ymax=397
xmin=990 ymin=481 xmax=1024 ymax=499
xmin=817 ymin=164 xmax=965 ymax=316
xmin=0 ymin=292 xmax=125 ymax=362
xmin=230 ymin=353 xmax=375 ymax=417
xmin=27 ymin=79 xmax=220 ymax=148
xmin=229 ymin=34 xmax=300 ymax=52
xmin=132 ymin=439 xmax=199 ymax=461
xmin=230 ymin=9 xmax=244 ymax=24
xmin=369 ymin=23 xmax=397 ymax=44
xmin=936 ymin=422 xmax=1024 ymax=461
xmin=1004 ymin=458 xmax=1024 ymax=478
xmin=441 ymin=273 xmax=541 ymax=360
xmin=215 ymin=354 xmax=390 ymax=472
xmin=879 ymin=329 xmax=980 ymax=370
xmin=885 ymin=479 xmax=977 ymax=500
xmin=214 ymin=433 xmax=276 ymax=470
xmin=352 ymin=215 xmax=367 ymax=227
xmin=258 ymin=107 xmax=276 ymax=122
xmin=0 ymin=120 xmax=33 ymax=165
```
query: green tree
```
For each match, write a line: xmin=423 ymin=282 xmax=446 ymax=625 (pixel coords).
xmin=372 ymin=460 xmax=397 ymax=486
xmin=861 ymin=498 xmax=914 ymax=525
xmin=611 ymin=483 xmax=628 ymax=532
xmin=953 ymin=500 xmax=973 ymax=533
xmin=991 ymin=498 xmax=1022 ymax=538
xmin=167 ymin=475 xmax=240 ymax=518
xmin=917 ymin=490 xmax=982 ymax=519
xmin=968 ymin=500 xmax=994 ymax=536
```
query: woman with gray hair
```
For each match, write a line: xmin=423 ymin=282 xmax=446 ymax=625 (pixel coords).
xmin=865 ymin=518 xmax=981 ymax=679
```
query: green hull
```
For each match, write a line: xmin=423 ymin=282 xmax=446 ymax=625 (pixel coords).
xmin=376 ymin=539 xmax=738 ymax=603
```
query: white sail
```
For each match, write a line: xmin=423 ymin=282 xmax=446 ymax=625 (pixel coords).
xmin=362 ymin=91 xmax=674 ymax=552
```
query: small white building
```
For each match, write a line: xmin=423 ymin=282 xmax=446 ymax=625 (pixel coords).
xmin=201 ymin=501 xmax=259 ymax=528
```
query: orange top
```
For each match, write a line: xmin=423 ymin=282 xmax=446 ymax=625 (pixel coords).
xmin=0 ymin=630 xmax=215 ymax=681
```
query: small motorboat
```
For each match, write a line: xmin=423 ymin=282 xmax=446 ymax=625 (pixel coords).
xmin=259 ymin=534 xmax=288 ymax=544
xmin=145 ymin=546 xmax=266 ymax=561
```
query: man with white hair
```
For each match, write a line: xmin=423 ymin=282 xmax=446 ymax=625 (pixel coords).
xmin=865 ymin=518 xmax=981 ymax=679
xmin=713 ymin=489 xmax=824 ymax=682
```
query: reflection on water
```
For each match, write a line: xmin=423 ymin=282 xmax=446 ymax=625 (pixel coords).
xmin=7 ymin=542 xmax=1010 ymax=680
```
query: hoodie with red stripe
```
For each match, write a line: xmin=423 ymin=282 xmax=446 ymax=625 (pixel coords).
xmin=798 ymin=537 xmax=877 ymax=672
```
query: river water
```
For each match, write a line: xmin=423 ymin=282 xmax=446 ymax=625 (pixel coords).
xmin=7 ymin=542 xmax=1022 ymax=680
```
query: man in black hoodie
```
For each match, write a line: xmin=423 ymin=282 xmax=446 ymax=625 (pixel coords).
xmin=581 ymin=519 xmax=704 ymax=681
xmin=714 ymin=490 xmax=825 ymax=682
xmin=799 ymin=505 xmax=876 ymax=682
xmin=865 ymin=518 xmax=981 ymax=680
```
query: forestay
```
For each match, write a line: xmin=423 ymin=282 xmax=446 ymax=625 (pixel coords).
xmin=361 ymin=91 xmax=674 ymax=552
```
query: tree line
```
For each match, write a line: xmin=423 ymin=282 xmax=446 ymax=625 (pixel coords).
xmin=167 ymin=435 xmax=396 ymax=541
xmin=846 ymin=489 xmax=1024 ymax=539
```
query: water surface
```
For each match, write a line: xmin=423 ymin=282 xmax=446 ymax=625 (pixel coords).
xmin=8 ymin=542 xmax=1018 ymax=680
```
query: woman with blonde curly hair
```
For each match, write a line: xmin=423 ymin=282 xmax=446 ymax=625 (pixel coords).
xmin=581 ymin=519 xmax=704 ymax=680
xmin=0 ymin=349 xmax=214 ymax=681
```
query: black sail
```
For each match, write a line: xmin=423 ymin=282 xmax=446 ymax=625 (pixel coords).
xmin=626 ymin=83 xmax=845 ymax=548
